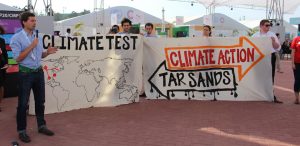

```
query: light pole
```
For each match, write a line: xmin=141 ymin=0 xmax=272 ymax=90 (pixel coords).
xmin=162 ymin=7 xmax=165 ymax=33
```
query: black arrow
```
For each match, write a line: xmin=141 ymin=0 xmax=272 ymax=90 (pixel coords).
xmin=148 ymin=61 xmax=239 ymax=100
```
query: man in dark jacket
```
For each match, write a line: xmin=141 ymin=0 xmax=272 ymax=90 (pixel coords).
xmin=0 ymin=25 xmax=8 ymax=112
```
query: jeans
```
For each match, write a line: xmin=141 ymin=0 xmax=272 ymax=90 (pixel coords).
xmin=294 ymin=63 xmax=300 ymax=92
xmin=17 ymin=70 xmax=46 ymax=132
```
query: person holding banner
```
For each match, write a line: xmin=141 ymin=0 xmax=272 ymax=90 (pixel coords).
xmin=143 ymin=23 xmax=158 ymax=37
xmin=118 ymin=18 xmax=132 ymax=34
xmin=0 ymin=25 xmax=8 ymax=112
xmin=202 ymin=25 xmax=212 ymax=37
xmin=291 ymin=36 xmax=300 ymax=104
xmin=10 ymin=12 xmax=57 ymax=143
xmin=252 ymin=19 xmax=282 ymax=103
xmin=139 ymin=22 xmax=158 ymax=97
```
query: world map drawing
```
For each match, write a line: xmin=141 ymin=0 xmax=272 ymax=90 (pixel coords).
xmin=43 ymin=56 xmax=138 ymax=111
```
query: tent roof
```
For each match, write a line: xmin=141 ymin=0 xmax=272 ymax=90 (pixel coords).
xmin=192 ymin=0 xmax=300 ymax=13
xmin=0 ymin=3 xmax=21 ymax=11
xmin=56 ymin=6 xmax=169 ymax=27
xmin=239 ymin=20 xmax=297 ymax=34
xmin=185 ymin=13 xmax=250 ymax=31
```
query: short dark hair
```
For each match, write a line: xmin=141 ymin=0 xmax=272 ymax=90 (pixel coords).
xmin=0 ymin=25 xmax=5 ymax=34
xmin=145 ymin=23 xmax=153 ymax=28
xmin=20 ymin=11 xmax=35 ymax=28
xmin=67 ymin=28 xmax=71 ymax=33
xmin=203 ymin=25 xmax=212 ymax=36
xmin=121 ymin=18 xmax=132 ymax=26
xmin=109 ymin=25 xmax=120 ymax=34
xmin=260 ymin=19 xmax=270 ymax=26
xmin=112 ymin=25 xmax=119 ymax=30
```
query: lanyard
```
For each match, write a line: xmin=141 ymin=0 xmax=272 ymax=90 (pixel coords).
xmin=22 ymin=30 xmax=37 ymax=61
xmin=21 ymin=30 xmax=33 ymax=44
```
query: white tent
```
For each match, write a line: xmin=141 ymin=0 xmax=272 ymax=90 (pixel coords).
xmin=185 ymin=13 xmax=250 ymax=37
xmin=191 ymin=0 xmax=300 ymax=13
xmin=55 ymin=6 xmax=168 ymax=35
xmin=0 ymin=3 xmax=21 ymax=11
xmin=284 ymin=23 xmax=298 ymax=39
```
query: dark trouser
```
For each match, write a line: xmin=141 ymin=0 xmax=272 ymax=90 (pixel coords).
xmin=271 ymin=53 xmax=279 ymax=101
xmin=17 ymin=70 xmax=46 ymax=132
xmin=271 ymin=53 xmax=276 ymax=84
xmin=0 ymin=70 xmax=5 ymax=86
xmin=294 ymin=63 xmax=300 ymax=92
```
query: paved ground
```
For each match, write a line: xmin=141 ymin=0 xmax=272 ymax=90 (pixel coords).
xmin=0 ymin=60 xmax=299 ymax=146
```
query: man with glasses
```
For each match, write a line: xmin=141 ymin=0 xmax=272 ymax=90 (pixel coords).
xmin=252 ymin=19 xmax=282 ymax=103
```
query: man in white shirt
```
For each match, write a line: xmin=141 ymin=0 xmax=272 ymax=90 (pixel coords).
xmin=252 ymin=19 xmax=282 ymax=103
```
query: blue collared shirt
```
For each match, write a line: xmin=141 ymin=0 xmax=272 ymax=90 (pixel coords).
xmin=10 ymin=29 xmax=44 ymax=69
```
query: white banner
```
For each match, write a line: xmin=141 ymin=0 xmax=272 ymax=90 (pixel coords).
xmin=144 ymin=37 xmax=274 ymax=101
xmin=29 ymin=35 xmax=143 ymax=114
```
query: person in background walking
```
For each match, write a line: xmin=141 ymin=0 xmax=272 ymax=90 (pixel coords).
xmin=291 ymin=36 xmax=300 ymax=104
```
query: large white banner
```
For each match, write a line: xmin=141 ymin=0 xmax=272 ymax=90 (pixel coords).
xmin=29 ymin=35 xmax=143 ymax=114
xmin=144 ymin=37 xmax=274 ymax=101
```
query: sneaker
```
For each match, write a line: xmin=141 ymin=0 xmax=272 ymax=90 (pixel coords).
xmin=274 ymin=96 xmax=283 ymax=103
xmin=139 ymin=92 xmax=146 ymax=97
xmin=38 ymin=126 xmax=54 ymax=136
xmin=19 ymin=132 xmax=31 ymax=143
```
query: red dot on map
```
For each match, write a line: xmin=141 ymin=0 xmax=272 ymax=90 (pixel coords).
xmin=44 ymin=66 xmax=48 ymax=70
xmin=48 ymin=76 xmax=51 ymax=80
xmin=53 ymin=73 xmax=57 ymax=77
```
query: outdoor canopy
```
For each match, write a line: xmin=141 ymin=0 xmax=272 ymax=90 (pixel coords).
xmin=0 ymin=3 xmax=21 ymax=11
xmin=180 ymin=0 xmax=300 ymax=13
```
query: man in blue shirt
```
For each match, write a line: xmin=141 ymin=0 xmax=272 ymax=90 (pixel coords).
xmin=10 ymin=12 xmax=57 ymax=143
